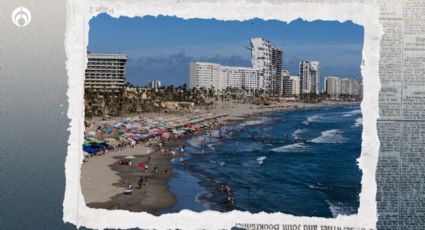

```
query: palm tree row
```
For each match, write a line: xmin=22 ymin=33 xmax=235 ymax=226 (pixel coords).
xmin=85 ymin=83 xmax=335 ymax=117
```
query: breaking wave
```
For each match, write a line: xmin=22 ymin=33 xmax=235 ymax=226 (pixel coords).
xmin=343 ymin=109 xmax=362 ymax=117
xmin=292 ymin=128 xmax=308 ymax=139
xmin=272 ymin=143 xmax=308 ymax=152
xmin=311 ymin=129 xmax=347 ymax=143
xmin=325 ymin=200 xmax=357 ymax=218
xmin=352 ymin=118 xmax=363 ymax=127
xmin=303 ymin=114 xmax=323 ymax=125
xmin=256 ymin=156 xmax=267 ymax=164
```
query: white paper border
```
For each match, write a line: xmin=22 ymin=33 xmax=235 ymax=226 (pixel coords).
xmin=64 ymin=0 xmax=382 ymax=229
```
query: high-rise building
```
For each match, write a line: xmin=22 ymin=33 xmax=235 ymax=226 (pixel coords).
xmin=251 ymin=38 xmax=273 ymax=92
xmin=299 ymin=60 xmax=320 ymax=94
xmin=276 ymin=70 xmax=290 ymax=96
xmin=85 ymin=53 xmax=127 ymax=93
xmin=340 ymin=78 xmax=351 ymax=95
xmin=271 ymin=47 xmax=283 ymax=94
xmin=324 ymin=76 xmax=341 ymax=98
xmin=271 ymin=47 xmax=283 ymax=77
xmin=289 ymin=76 xmax=301 ymax=96
xmin=147 ymin=80 xmax=161 ymax=89
xmin=189 ymin=38 xmax=287 ymax=94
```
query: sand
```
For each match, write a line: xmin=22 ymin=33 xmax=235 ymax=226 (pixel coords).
xmin=81 ymin=144 xmax=152 ymax=204
xmin=85 ymin=145 xmax=178 ymax=214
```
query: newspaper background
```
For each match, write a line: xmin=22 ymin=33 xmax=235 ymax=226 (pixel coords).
xmin=60 ymin=0 xmax=423 ymax=229
xmin=376 ymin=0 xmax=425 ymax=229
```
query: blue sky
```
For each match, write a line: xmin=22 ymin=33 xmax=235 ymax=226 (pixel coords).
xmin=88 ymin=14 xmax=364 ymax=87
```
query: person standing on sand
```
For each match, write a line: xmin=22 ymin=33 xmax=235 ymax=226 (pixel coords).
xmin=137 ymin=177 xmax=143 ymax=189
xmin=148 ymin=155 xmax=151 ymax=163
xmin=143 ymin=176 xmax=149 ymax=186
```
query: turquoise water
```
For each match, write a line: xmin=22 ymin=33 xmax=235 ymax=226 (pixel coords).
xmin=163 ymin=103 xmax=362 ymax=218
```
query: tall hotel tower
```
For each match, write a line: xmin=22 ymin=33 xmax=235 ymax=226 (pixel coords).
xmin=299 ymin=60 xmax=320 ymax=94
xmin=271 ymin=47 xmax=283 ymax=94
xmin=250 ymin=38 xmax=273 ymax=92
xmin=85 ymin=53 xmax=127 ymax=94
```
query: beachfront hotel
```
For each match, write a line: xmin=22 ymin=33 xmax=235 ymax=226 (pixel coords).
xmin=271 ymin=47 xmax=283 ymax=94
xmin=275 ymin=70 xmax=289 ymax=96
xmin=189 ymin=62 xmax=261 ymax=91
xmin=189 ymin=38 xmax=283 ymax=93
xmin=299 ymin=60 xmax=320 ymax=94
xmin=250 ymin=38 xmax=274 ymax=92
xmin=289 ymin=75 xmax=301 ymax=96
xmin=85 ymin=53 xmax=127 ymax=93
xmin=324 ymin=76 xmax=362 ymax=98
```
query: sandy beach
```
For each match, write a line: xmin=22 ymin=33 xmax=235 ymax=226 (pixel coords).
xmin=81 ymin=144 xmax=152 ymax=204
xmin=80 ymin=100 xmax=357 ymax=213
xmin=84 ymin=144 xmax=178 ymax=214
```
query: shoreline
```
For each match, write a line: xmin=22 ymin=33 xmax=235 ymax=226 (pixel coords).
xmin=81 ymin=101 xmax=359 ymax=213
xmin=86 ymin=144 xmax=178 ymax=214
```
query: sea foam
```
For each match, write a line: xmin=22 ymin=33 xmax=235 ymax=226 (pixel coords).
xmin=256 ymin=156 xmax=267 ymax=164
xmin=292 ymin=128 xmax=308 ymax=139
xmin=352 ymin=117 xmax=363 ymax=127
xmin=272 ymin=143 xmax=308 ymax=152
xmin=311 ymin=129 xmax=347 ymax=143
xmin=343 ymin=109 xmax=362 ymax=117
xmin=325 ymin=200 xmax=356 ymax=218
xmin=303 ymin=114 xmax=323 ymax=125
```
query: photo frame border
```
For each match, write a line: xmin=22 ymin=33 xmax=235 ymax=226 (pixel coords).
xmin=63 ymin=0 xmax=382 ymax=229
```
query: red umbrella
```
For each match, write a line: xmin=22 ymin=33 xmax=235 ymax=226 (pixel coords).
xmin=139 ymin=162 xmax=145 ymax=168
xmin=162 ymin=132 xmax=170 ymax=139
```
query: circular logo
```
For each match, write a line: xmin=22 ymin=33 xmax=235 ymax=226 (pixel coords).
xmin=12 ymin=7 xmax=31 ymax=27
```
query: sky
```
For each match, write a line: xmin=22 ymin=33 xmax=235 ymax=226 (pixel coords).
xmin=88 ymin=14 xmax=364 ymax=87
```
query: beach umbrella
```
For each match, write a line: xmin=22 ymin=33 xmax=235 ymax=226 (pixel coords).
xmin=162 ymin=132 xmax=170 ymax=139
xmin=119 ymin=137 xmax=130 ymax=143
xmin=83 ymin=146 xmax=96 ymax=154
xmin=125 ymin=156 xmax=135 ymax=159
xmin=105 ymin=138 xmax=119 ymax=147
xmin=89 ymin=138 xmax=104 ymax=144
xmin=83 ymin=140 xmax=91 ymax=146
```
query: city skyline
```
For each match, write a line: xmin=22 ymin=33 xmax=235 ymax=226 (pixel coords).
xmin=88 ymin=14 xmax=364 ymax=88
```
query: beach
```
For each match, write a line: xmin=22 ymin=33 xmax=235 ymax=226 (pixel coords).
xmin=80 ymin=100 xmax=359 ymax=214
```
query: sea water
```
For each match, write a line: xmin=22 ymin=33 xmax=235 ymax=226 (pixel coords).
xmin=163 ymin=103 xmax=362 ymax=218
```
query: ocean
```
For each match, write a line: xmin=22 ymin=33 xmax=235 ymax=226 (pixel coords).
xmin=160 ymin=103 xmax=362 ymax=218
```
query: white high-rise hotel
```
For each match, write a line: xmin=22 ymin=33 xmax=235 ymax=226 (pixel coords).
xmin=250 ymin=38 xmax=273 ymax=92
xmin=324 ymin=76 xmax=362 ymax=98
xmin=299 ymin=60 xmax=320 ymax=94
xmin=189 ymin=62 xmax=261 ymax=91
xmin=189 ymin=38 xmax=273 ymax=92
